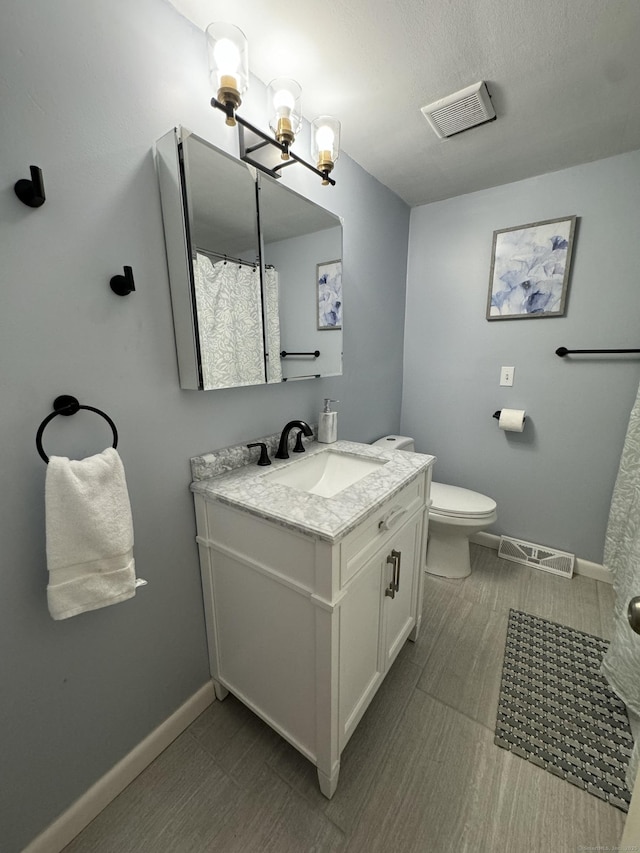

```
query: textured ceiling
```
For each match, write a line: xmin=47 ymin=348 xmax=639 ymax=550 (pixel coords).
xmin=168 ymin=0 xmax=640 ymax=207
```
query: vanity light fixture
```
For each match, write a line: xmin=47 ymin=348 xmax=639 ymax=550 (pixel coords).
xmin=267 ymin=78 xmax=302 ymax=158
xmin=311 ymin=116 xmax=341 ymax=185
xmin=206 ymin=22 xmax=249 ymax=126
xmin=206 ymin=22 xmax=339 ymax=186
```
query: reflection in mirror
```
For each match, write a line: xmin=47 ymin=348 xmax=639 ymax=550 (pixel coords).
xmin=155 ymin=127 xmax=342 ymax=390
xmin=258 ymin=175 xmax=343 ymax=382
xmin=183 ymin=133 xmax=282 ymax=389
xmin=157 ymin=127 xmax=265 ymax=390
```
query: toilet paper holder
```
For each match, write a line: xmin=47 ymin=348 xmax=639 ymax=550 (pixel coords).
xmin=493 ymin=410 xmax=527 ymax=423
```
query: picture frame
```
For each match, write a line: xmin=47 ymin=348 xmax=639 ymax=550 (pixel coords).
xmin=317 ymin=260 xmax=342 ymax=330
xmin=486 ymin=216 xmax=577 ymax=320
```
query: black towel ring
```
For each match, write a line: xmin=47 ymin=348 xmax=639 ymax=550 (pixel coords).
xmin=36 ymin=395 xmax=118 ymax=463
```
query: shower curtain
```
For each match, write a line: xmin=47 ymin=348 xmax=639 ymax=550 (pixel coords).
xmin=193 ymin=255 xmax=281 ymax=388
xmin=601 ymin=378 xmax=640 ymax=789
xmin=263 ymin=267 xmax=282 ymax=384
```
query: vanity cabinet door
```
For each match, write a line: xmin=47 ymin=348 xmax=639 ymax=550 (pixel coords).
xmin=338 ymin=509 xmax=423 ymax=749
xmin=382 ymin=513 xmax=421 ymax=671
xmin=338 ymin=554 xmax=385 ymax=749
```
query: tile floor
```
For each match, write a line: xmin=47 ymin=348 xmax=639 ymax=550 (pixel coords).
xmin=63 ymin=545 xmax=626 ymax=852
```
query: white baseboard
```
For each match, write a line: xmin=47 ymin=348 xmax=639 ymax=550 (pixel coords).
xmin=471 ymin=532 xmax=613 ymax=584
xmin=23 ymin=681 xmax=215 ymax=853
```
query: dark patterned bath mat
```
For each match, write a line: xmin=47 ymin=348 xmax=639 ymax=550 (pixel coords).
xmin=495 ymin=609 xmax=633 ymax=811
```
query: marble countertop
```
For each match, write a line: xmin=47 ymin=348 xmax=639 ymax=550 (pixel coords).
xmin=191 ymin=440 xmax=435 ymax=543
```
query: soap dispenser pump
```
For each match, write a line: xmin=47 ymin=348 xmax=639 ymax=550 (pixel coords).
xmin=318 ymin=398 xmax=339 ymax=444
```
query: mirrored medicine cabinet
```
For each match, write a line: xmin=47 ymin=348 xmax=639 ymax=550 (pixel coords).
xmin=155 ymin=127 xmax=343 ymax=390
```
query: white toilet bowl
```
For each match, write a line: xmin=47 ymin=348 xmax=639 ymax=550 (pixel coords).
xmin=427 ymin=483 xmax=497 ymax=579
xmin=371 ymin=435 xmax=497 ymax=579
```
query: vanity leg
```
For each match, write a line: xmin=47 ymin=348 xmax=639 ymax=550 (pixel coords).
xmin=213 ymin=679 xmax=229 ymax=701
xmin=317 ymin=761 xmax=340 ymax=799
xmin=409 ymin=616 xmax=421 ymax=643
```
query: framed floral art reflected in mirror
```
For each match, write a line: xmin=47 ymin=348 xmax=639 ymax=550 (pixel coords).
xmin=317 ymin=259 xmax=342 ymax=330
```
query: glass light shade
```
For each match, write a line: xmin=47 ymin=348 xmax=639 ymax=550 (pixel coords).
xmin=267 ymin=78 xmax=302 ymax=158
xmin=311 ymin=116 xmax=341 ymax=182
xmin=206 ymin=22 xmax=249 ymax=123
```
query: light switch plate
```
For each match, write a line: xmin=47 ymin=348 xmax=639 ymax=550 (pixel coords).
xmin=500 ymin=366 xmax=515 ymax=386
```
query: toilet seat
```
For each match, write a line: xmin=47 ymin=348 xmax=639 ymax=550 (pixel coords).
xmin=430 ymin=482 xmax=496 ymax=519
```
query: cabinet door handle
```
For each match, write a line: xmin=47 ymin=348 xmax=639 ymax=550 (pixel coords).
xmin=385 ymin=553 xmax=396 ymax=598
xmin=378 ymin=506 xmax=407 ymax=532
xmin=391 ymin=549 xmax=401 ymax=592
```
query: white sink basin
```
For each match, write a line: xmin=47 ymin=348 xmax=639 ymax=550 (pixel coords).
xmin=265 ymin=450 xmax=388 ymax=498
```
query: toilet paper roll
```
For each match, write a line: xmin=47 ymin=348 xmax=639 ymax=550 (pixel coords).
xmin=498 ymin=408 xmax=526 ymax=432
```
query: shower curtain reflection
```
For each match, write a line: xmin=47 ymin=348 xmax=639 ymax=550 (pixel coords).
xmin=264 ymin=267 xmax=282 ymax=384
xmin=193 ymin=254 xmax=266 ymax=389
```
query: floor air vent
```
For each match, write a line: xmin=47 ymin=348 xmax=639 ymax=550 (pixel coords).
xmin=498 ymin=536 xmax=575 ymax=578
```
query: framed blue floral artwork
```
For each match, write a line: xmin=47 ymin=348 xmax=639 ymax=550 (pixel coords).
xmin=317 ymin=260 xmax=342 ymax=330
xmin=486 ymin=216 xmax=577 ymax=320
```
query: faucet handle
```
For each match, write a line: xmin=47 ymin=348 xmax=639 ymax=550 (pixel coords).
xmin=293 ymin=430 xmax=306 ymax=453
xmin=247 ymin=442 xmax=271 ymax=466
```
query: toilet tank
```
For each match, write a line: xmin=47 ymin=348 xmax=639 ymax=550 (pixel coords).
xmin=372 ymin=435 xmax=415 ymax=452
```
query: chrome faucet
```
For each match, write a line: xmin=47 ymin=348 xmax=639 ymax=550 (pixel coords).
xmin=275 ymin=420 xmax=314 ymax=459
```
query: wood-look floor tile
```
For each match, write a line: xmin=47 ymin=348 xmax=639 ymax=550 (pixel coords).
xmin=189 ymin=693 xmax=258 ymax=755
xmin=459 ymin=544 xmax=531 ymax=613
xmin=268 ymin=647 xmax=422 ymax=833
xmin=344 ymin=689 xmax=498 ymax=853
xmin=598 ymin=580 xmax=616 ymax=640
xmin=405 ymin=574 xmax=469 ymax=669
xmin=472 ymin=735 xmax=625 ymax=853
xmin=416 ymin=600 xmax=508 ymax=729
xmin=466 ymin=545 xmax=604 ymax=636
xmin=325 ymin=648 xmax=421 ymax=833
xmin=63 ymin=732 xmax=242 ymax=853
xmin=519 ymin=567 xmax=602 ymax=636
xmin=210 ymin=765 xmax=345 ymax=853
xmin=194 ymin=695 xmax=284 ymax=790
xmin=346 ymin=689 xmax=624 ymax=853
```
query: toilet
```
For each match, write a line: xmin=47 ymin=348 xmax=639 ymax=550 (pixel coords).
xmin=372 ymin=435 xmax=497 ymax=579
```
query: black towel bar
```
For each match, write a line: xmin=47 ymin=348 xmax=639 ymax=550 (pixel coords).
xmin=280 ymin=350 xmax=320 ymax=358
xmin=556 ymin=346 xmax=640 ymax=357
xmin=36 ymin=395 xmax=118 ymax=463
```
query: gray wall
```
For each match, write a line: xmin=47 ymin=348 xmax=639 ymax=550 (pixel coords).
xmin=401 ymin=150 xmax=640 ymax=564
xmin=0 ymin=1 xmax=410 ymax=850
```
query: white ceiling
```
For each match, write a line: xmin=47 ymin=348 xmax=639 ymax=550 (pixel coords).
xmin=168 ymin=0 xmax=640 ymax=207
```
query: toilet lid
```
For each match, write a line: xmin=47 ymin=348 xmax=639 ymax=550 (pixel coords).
xmin=430 ymin=482 xmax=497 ymax=518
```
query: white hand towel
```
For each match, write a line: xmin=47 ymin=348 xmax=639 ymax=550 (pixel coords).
xmin=45 ymin=447 xmax=136 ymax=620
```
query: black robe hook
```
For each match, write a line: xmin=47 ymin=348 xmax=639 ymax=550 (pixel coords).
xmin=14 ymin=165 xmax=46 ymax=208
xmin=110 ymin=265 xmax=136 ymax=296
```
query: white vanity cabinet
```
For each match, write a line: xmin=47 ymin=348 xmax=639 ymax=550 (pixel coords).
xmin=338 ymin=510 xmax=423 ymax=747
xmin=193 ymin=463 xmax=431 ymax=798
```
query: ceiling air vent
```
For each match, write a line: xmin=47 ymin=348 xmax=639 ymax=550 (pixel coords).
xmin=421 ymin=81 xmax=495 ymax=139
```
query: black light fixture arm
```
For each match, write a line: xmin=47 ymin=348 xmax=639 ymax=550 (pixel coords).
xmin=211 ymin=97 xmax=336 ymax=186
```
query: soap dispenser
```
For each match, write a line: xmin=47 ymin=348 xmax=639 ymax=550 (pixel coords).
xmin=318 ymin=399 xmax=339 ymax=444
